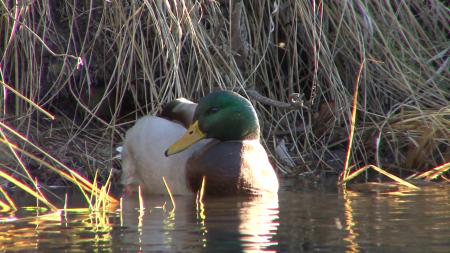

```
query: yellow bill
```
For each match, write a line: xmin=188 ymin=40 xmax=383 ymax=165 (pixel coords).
xmin=165 ymin=121 xmax=206 ymax=156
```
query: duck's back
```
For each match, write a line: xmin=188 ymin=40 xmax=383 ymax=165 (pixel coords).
xmin=121 ymin=116 xmax=208 ymax=195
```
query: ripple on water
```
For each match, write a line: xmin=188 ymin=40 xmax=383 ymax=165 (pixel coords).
xmin=1 ymin=183 xmax=450 ymax=252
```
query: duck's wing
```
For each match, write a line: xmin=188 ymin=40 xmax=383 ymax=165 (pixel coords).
xmin=159 ymin=98 xmax=197 ymax=128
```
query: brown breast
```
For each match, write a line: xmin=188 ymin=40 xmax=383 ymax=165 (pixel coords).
xmin=186 ymin=140 xmax=277 ymax=195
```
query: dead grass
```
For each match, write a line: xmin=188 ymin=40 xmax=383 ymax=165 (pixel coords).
xmin=0 ymin=0 xmax=449 ymax=199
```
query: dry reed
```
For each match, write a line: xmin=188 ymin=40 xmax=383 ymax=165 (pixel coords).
xmin=0 ymin=0 xmax=448 ymax=199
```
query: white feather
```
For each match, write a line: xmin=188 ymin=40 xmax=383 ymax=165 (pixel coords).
xmin=121 ymin=115 xmax=209 ymax=195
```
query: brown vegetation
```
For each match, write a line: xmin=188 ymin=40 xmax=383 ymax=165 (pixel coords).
xmin=0 ymin=1 xmax=449 ymax=191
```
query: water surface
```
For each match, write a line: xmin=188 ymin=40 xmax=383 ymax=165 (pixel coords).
xmin=1 ymin=180 xmax=450 ymax=252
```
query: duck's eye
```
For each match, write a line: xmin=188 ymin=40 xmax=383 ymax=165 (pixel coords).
xmin=207 ymin=106 xmax=220 ymax=114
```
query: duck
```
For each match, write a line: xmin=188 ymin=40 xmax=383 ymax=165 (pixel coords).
xmin=120 ymin=90 xmax=279 ymax=196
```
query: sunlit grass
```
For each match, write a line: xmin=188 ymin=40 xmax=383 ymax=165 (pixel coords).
xmin=341 ymin=165 xmax=420 ymax=190
xmin=337 ymin=60 xmax=421 ymax=190
xmin=1 ymin=81 xmax=55 ymax=120
xmin=341 ymin=60 xmax=365 ymax=184
xmin=0 ymin=0 xmax=448 ymax=216
xmin=0 ymin=185 xmax=16 ymax=211
xmin=196 ymin=176 xmax=206 ymax=206
xmin=0 ymin=199 xmax=12 ymax=212
xmin=162 ymin=176 xmax=176 ymax=213
xmin=0 ymin=136 xmax=118 ymax=224
xmin=0 ymin=121 xmax=118 ymax=212
xmin=0 ymin=170 xmax=57 ymax=210
xmin=138 ymin=185 xmax=144 ymax=212
xmin=412 ymin=162 xmax=450 ymax=181
xmin=0 ymin=122 xmax=117 ymax=202
xmin=196 ymin=176 xmax=207 ymax=221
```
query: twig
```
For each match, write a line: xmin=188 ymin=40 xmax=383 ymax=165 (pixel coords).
xmin=246 ymin=89 xmax=308 ymax=110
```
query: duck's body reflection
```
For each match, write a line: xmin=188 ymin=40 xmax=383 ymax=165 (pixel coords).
xmin=117 ymin=194 xmax=279 ymax=252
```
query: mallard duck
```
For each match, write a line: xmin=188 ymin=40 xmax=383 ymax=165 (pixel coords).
xmin=121 ymin=90 xmax=279 ymax=195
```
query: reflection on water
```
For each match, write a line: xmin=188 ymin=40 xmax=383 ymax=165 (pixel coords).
xmin=117 ymin=193 xmax=279 ymax=252
xmin=0 ymin=208 xmax=115 ymax=252
xmin=1 ymin=182 xmax=450 ymax=252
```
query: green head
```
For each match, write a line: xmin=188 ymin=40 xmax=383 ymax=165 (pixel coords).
xmin=165 ymin=90 xmax=260 ymax=156
xmin=195 ymin=90 xmax=260 ymax=141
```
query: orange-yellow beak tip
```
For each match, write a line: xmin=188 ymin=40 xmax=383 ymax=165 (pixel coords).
xmin=165 ymin=121 xmax=206 ymax=156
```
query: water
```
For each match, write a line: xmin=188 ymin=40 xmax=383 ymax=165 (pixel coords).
xmin=1 ymin=180 xmax=450 ymax=252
